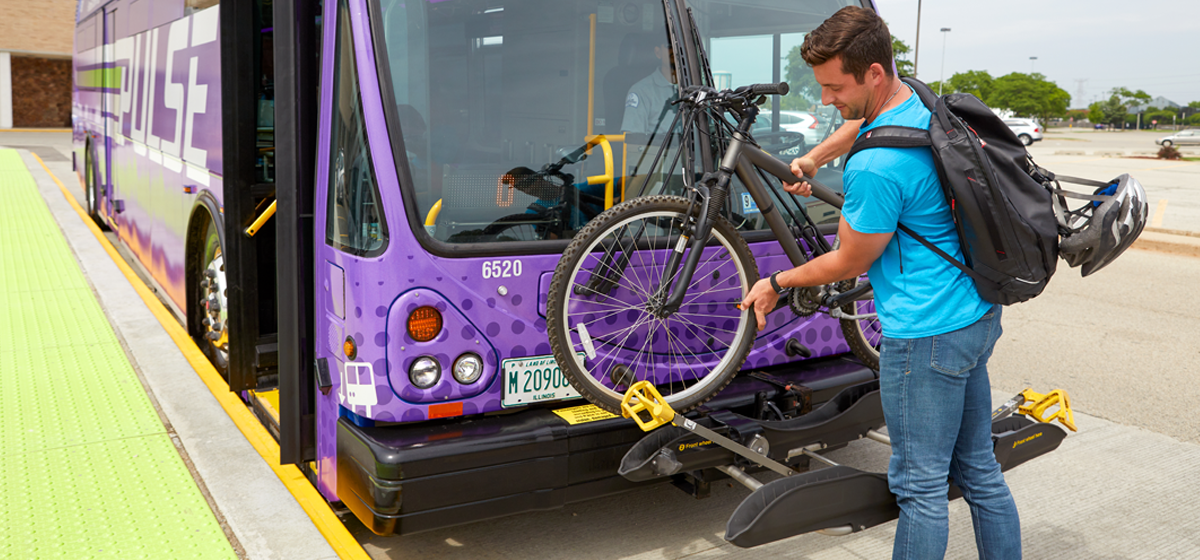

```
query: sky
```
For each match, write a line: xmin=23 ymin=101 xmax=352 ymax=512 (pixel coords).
xmin=876 ymin=0 xmax=1200 ymax=109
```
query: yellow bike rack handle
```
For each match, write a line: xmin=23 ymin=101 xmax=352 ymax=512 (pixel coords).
xmin=620 ymin=381 xmax=676 ymax=432
xmin=1018 ymin=388 xmax=1077 ymax=432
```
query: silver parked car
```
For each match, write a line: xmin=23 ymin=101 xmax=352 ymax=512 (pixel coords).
xmin=1156 ymin=130 xmax=1200 ymax=147
xmin=1004 ymin=118 xmax=1043 ymax=146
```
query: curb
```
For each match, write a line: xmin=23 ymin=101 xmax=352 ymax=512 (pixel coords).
xmin=1132 ymin=228 xmax=1200 ymax=258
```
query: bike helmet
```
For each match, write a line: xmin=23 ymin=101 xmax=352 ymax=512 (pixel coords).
xmin=1057 ymin=173 xmax=1148 ymax=277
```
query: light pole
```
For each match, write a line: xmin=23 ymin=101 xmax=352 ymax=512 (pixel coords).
xmin=1030 ymin=56 xmax=1038 ymax=74
xmin=914 ymin=0 xmax=922 ymax=78
xmin=939 ymin=27 xmax=951 ymax=95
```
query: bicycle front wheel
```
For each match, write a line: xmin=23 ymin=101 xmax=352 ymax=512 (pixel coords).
xmin=838 ymin=274 xmax=882 ymax=371
xmin=547 ymin=195 xmax=758 ymax=414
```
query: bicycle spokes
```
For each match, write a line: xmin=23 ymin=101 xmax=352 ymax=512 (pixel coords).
xmin=563 ymin=212 xmax=748 ymax=399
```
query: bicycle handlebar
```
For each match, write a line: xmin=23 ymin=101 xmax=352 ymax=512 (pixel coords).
xmin=742 ymin=82 xmax=790 ymax=96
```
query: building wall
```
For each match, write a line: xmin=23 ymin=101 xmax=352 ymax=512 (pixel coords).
xmin=11 ymin=57 xmax=72 ymax=128
xmin=0 ymin=0 xmax=78 ymax=56
xmin=0 ymin=0 xmax=77 ymax=128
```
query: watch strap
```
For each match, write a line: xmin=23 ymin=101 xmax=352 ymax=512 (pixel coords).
xmin=770 ymin=270 xmax=785 ymax=294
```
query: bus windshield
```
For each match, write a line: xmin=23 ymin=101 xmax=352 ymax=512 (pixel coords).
xmin=690 ymin=0 xmax=853 ymax=148
xmin=374 ymin=0 xmax=858 ymax=247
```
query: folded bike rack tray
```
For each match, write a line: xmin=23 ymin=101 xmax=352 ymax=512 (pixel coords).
xmin=618 ymin=380 xmax=1070 ymax=548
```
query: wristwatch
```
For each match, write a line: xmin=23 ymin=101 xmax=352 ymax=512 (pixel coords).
xmin=769 ymin=270 xmax=787 ymax=294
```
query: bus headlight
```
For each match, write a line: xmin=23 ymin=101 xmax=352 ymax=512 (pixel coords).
xmin=409 ymin=356 xmax=441 ymax=389
xmin=452 ymin=353 xmax=483 ymax=384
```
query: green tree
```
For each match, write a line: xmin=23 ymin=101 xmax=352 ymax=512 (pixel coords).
xmin=987 ymin=73 xmax=1071 ymax=125
xmin=1089 ymin=96 xmax=1125 ymax=128
xmin=1186 ymin=113 xmax=1200 ymax=126
xmin=1188 ymin=101 xmax=1200 ymax=109
xmin=1088 ymin=87 xmax=1153 ymax=129
xmin=945 ymin=70 xmax=994 ymax=101
xmin=892 ymin=35 xmax=913 ymax=77
xmin=781 ymin=31 xmax=916 ymax=111
xmin=1143 ymin=108 xmax=1177 ymax=129
xmin=781 ymin=44 xmax=819 ymax=111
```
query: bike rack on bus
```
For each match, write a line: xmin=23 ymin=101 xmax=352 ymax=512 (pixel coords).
xmin=617 ymin=381 xmax=1074 ymax=547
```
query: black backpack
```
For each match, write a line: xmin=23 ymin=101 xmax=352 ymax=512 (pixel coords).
xmin=845 ymin=77 xmax=1058 ymax=305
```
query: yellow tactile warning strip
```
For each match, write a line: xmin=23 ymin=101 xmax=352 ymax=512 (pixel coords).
xmin=30 ymin=154 xmax=371 ymax=559
xmin=0 ymin=149 xmax=237 ymax=559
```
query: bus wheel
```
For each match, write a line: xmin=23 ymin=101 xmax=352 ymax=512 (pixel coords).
xmin=84 ymin=147 xmax=105 ymax=228
xmin=196 ymin=216 xmax=230 ymax=375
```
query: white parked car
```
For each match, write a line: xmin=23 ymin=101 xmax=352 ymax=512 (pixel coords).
xmin=1004 ymin=118 xmax=1043 ymax=146
xmin=754 ymin=110 xmax=825 ymax=147
xmin=1156 ymin=130 xmax=1200 ymax=147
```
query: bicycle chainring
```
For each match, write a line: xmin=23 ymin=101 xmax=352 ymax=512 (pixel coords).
xmin=788 ymin=287 xmax=821 ymax=317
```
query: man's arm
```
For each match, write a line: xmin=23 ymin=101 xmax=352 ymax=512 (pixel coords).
xmin=785 ymin=119 xmax=864 ymax=191
xmin=775 ymin=216 xmax=890 ymax=287
xmin=739 ymin=216 xmax=890 ymax=331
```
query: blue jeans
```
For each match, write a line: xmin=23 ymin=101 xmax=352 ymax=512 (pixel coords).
xmin=880 ymin=305 xmax=1020 ymax=560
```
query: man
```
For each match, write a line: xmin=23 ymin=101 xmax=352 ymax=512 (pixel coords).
xmin=739 ymin=7 xmax=1021 ymax=560
xmin=620 ymin=40 xmax=677 ymax=136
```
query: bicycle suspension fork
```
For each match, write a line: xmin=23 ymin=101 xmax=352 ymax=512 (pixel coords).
xmin=653 ymin=125 xmax=751 ymax=316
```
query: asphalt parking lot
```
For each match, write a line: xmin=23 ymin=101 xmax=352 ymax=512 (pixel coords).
xmin=1029 ymin=128 xmax=1200 ymax=234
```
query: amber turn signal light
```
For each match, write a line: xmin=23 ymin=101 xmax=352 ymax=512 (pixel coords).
xmin=407 ymin=306 xmax=443 ymax=342
xmin=343 ymin=336 xmax=357 ymax=360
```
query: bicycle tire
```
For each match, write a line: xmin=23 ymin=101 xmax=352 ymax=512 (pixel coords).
xmin=547 ymin=195 xmax=758 ymax=414
xmin=838 ymin=275 xmax=882 ymax=371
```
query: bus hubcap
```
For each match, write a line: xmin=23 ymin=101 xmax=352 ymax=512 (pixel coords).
xmin=199 ymin=254 xmax=229 ymax=365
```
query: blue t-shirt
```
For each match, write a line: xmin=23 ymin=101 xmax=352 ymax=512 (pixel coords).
xmin=840 ymin=85 xmax=991 ymax=338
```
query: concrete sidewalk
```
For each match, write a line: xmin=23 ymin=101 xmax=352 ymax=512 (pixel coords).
xmin=12 ymin=150 xmax=340 ymax=560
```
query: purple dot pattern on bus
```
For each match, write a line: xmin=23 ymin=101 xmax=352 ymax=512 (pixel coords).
xmin=327 ymin=245 xmax=850 ymax=426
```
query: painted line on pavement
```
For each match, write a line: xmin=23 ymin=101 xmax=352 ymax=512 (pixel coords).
xmin=1152 ymin=199 xmax=1168 ymax=228
xmin=31 ymin=152 xmax=371 ymax=560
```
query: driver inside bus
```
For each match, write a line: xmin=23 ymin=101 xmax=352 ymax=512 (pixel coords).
xmin=620 ymin=40 xmax=678 ymax=136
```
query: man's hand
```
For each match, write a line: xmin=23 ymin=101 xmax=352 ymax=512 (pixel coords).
xmin=740 ymin=277 xmax=781 ymax=332
xmin=783 ymin=156 xmax=816 ymax=197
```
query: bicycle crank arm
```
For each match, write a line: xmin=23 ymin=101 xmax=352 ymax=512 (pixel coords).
xmin=828 ymin=307 xmax=877 ymax=321
xmin=823 ymin=281 xmax=874 ymax=309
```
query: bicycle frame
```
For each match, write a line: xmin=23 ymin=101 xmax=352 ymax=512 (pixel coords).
xmin=652 ymin=102 xmax=853 ymax=316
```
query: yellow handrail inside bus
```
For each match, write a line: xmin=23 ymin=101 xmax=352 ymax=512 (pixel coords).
xmin=587 ymin=13 xmax=596 ymax=137
xmin=584 ymin=134 xmax=618 ymax=209
xmin=424 ymin=199 xmax=443 ymax=231
xmin=244 ymin=200 xmax=277 ymax=238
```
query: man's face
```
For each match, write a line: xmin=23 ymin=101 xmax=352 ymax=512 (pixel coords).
xmin=655 ymin=44 xmax=676 ymax=83
xmin=811 ymin=56 xmax=877 ymax=120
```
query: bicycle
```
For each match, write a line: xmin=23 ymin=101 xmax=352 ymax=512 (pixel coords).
xmin=545 ymin=82 xmax=881 ymax=414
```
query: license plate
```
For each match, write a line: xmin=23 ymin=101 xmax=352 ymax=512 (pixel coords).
xmin=502 ymin=354 xmax=582 ymax=408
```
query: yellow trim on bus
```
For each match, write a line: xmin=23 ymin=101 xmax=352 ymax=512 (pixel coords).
xmin=33 ymin=152 xmax=372 ymax=560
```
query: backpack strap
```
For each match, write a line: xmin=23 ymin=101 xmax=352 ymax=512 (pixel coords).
xmin=845 ymin=126 xmax=931 ymax=165
xmin=900 ymin=76 xmax=939 ymax=111
xmin=895 ymin=223 xmax=1002 ymax=293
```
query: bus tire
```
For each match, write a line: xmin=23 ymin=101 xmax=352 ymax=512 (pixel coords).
xmin=187 ymin=202 xmax=230 ymax=378
xmin=84 ymin=143 xmax=106 ymax=228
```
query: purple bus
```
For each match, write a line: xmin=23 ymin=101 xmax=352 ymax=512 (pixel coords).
xmin=73 ymin=0 xmax=885 ymax=536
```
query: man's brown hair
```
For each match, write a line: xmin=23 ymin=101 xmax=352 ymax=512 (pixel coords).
xmin=800 ymin=6 xmax=894 ymax=83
